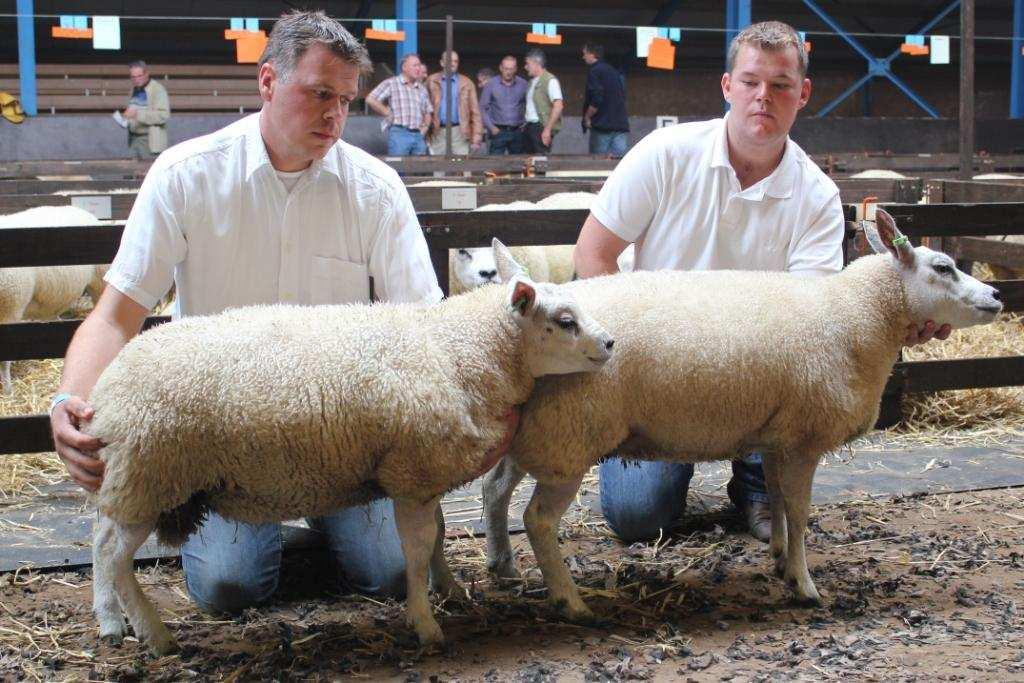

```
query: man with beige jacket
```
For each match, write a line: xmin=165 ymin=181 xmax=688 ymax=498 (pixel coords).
xmin=123 ymin=60 xmax=171 ymax=159
xmin=426 ymin=51 xmax=483 ymax=155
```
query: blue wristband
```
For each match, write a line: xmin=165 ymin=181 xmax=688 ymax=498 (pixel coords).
xmin=49 ymin=392 xmax=73 ymax=416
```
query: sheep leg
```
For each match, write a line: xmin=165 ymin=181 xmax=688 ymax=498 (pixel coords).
xmin=106 ymin=517 xmax=179 ymax=655
xmin=1 ymin=360 xmax=11 ymax=395
xmin=761 ymin=454 xmax=789 ymax=576
xmin=777 ymin=459 xmax=822 ymax=605
xmin=92 ymin=513 xmax=127 ymax=643
xmin=482 ymin=456 xmax=527 ymax=580
xmin=394 ymin=495 xmax=445 ymax=647
xmin=523 ymin=476 xmax=593 ymax=622
xmin=429 ymin=502 xmax=468 ymax=601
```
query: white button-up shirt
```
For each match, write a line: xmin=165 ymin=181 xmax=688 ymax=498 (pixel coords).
xmin=591 ymin=116 xmax=844 ymax=276
xmin=106 ymin=112 xmax=442 ymax=317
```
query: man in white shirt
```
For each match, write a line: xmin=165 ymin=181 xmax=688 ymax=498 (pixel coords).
xmin=574 ymin=21 xmax=950 ymax=543
xmin=522 ymin=48 xmax=564 ymax=153
xmin=50 ymin=11 xmax=443 ymax=611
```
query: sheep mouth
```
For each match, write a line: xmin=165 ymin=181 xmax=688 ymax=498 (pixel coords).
xmin=975 ymin=304 xmax=1002 ymax=314
xmin=586 ymin=354 xmax=610 ymax=364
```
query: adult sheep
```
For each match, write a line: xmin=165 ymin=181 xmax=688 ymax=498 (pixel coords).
xmin=0 ymin=206 xmax=105 ymax=393
xmin=86 ymin=241 xmax=614 ymax=654
xmin=481 ymin=210 xmax=1002 ymax=622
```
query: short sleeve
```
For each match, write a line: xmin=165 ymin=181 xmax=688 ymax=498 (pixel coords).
xmin=787 ymin=191 xmax=845 ymax=277
xmin=104 ymin=161 xmax=188 ymax=309
xmin=368 ymin=179 xmax=443 ymax=304
xmin=589 ymin=131 xmax=664 ymax=243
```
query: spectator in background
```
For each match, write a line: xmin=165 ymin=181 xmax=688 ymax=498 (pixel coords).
xmin=522 ymin=49 xmax=563 ymax=154
xmin=366 ymin=53 xmax=432 ymax=155
xmin=124 ymin=60 xmax=171 ymax=159
xmin=582 ymin=43 xmax=630 ymax=157
xmin=479 ymin=55 xmax=528 ymax=155
xmin=476 ymin=67 xmax=495 ymax=91
xmin=426 ymin=51 xmax=484 ymax=155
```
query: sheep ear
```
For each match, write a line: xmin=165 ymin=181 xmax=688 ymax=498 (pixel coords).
xmin=493 ymin=238 xmax=525 ymax=282
xmin=874 ymin=209 xmax=915 ymax=267
xmin=508 ymin=278 xmax=536 ymax=316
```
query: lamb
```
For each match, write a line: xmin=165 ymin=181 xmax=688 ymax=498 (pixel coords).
xmin=481 ymin=210 xmax=1002 ymax=623
xmin=85 ymin=240 xmax=615 ymax=654
xmin=0 ymin=206 xmax=105 ymax=393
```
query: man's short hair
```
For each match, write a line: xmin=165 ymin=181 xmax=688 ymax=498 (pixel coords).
xmin=582 ymin=43 xmax=604 ymax=59
xmin=727 ymin=20 xmax=808 ymax=76
xmin=477 ymin=67 xmax=495 ymax=80
xmin=258 ymin=10 xmax=372 ymax=81
xmin=525 ymin=48 xmax=546 ymax=68
xmin=400 ymin=52 xmax=421 ymax=68
xmin=128 ymin=60 xmax=148 ymax=71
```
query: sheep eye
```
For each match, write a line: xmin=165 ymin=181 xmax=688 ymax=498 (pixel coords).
xmin=933 ymin=263 xmax=954 ymax=276
xmin=555 ymin=317 xmax=578 ymax=331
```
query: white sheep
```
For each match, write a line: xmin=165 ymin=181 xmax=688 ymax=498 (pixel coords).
xmin=85 ymin=241 xmax=615 ymax=654
xmin=481 ymin=210 xmax=1002 ymax=623
xmin=448 ymin=192 xmax=634 ymax=294
xmin=0 ymin=206 xmax=105 ymax=393
xmin=849 ymin=169 xmax=908 ymax=179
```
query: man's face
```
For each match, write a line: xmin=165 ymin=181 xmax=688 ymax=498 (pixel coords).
xmin=259 ymin=43 xmax=360 ymax=168
xmin=417 ymin=63 xmax=427 ymax=81
xmin=582 ymin=50 xmax=596 ymax=65
xmin=499 ymin=58 xmax=517 ymax=82
xmin=721 ymin=44 xmax=810 ymax=149
xmin=524 ymin=58 xmax=541 ymax=78
xmin=441 ymin=52 xmax=460 ymax=74
xmin=129 ymin=67 xmax=148 ymax=88
xmin=401 ymin=55 xmax=422 ymax=81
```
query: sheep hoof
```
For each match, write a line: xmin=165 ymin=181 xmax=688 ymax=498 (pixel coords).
xmin=487 ymin=557 xmax=522 ymax=582
xmin=147 ymin=632 xmax=180 ymax=657
xmin=99 ymin=630 xmax=125 ymax=647
xmin=553 ymin=599 xmax=595 ymax=624
xmin=414 ymin=619 xmax=445 ymax=648
xmin=434 ymin=580 xmax=471 ymax=604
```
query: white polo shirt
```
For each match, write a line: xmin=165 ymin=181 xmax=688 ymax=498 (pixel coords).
xmin=591 ymin=117 xmax=844 ymax=276
xmin=106 ymin=112 xmax=442 ymax=318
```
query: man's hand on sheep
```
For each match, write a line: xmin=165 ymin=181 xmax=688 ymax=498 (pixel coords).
xmin=904 ymin=320 xmax=952 ymax=346
xmin=51 ymin=397 xmax=105 ymax=491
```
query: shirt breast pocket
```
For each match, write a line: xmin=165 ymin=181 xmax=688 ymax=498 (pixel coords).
xmin=310 ymin=256 xmax=370 ymax=305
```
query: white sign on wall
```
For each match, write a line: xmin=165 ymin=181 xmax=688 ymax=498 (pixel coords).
xmin=441 ymin=186 xmax=477 ymax=210
xmin=71 ymin=195 xmax=112 ymax=219
xmin=656 ymin=115 xmax=679 ymax=128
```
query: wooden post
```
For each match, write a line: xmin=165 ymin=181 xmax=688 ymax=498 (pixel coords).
xmin=444 ymin=15 xmax=454 ymax=158
xmin=960 ymin=0 xmax=975 ymax=180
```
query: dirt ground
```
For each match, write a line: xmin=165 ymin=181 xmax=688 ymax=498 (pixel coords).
xmin=2 ymin=487 xmax=1023 ymax=682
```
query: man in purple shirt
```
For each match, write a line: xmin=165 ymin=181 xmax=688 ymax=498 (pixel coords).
xmin=479 ymin=55 xmax=528 ymax=154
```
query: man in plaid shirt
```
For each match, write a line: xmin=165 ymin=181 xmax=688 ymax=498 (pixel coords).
xmin=367 ymin=53 xmax=433 ymax=156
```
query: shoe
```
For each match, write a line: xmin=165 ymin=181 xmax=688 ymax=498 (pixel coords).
xmin=727 ymin=478 xmax=771 ymax=543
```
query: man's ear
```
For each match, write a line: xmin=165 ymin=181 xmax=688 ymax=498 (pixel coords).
xmin=257 ymin=62 xmax=275 ymax=102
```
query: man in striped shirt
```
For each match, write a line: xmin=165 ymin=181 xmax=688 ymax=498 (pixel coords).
xmin=367 ymin=53 xmax=432 ymax=155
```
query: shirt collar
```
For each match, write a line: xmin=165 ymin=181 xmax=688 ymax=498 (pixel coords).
xmin=246 ymin=112 xmax=344 ymax=183
xmin=398 ymin=74 xmax=419 ymax=87
xmin=711 ymin=114 xmax=797 ymax=200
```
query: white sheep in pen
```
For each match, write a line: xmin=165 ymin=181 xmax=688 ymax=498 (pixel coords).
xmin=448 ymin=191 xmax=632 ymax=294
xmin=85 ymin=241 xmax=614 ymax=654
xmin=480 ymin=210 xmax=1002 ymax=623
xmin=0 ymin=206 xmax=106 ymax=393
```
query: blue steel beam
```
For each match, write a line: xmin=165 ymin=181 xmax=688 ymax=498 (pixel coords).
xmin=17 ymin=0 xmax=36 ymax=116
xmin=396 ymin=0 xmax=417 ymax=72
xmin=725 ymin=0 xmax=751 ymax=61
xmin=1013 ymin=0 xmax=1024 ymax=118
xmin=802 ymin=0 xmax=959 ymax=118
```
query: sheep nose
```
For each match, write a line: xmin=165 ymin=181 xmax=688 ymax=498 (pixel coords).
xmin=605 ymin=339 xmax=615 ymax=350
xmin=480 ymin=269 xmax=497 ymax=280
xmin=992 ymin=288 xmax=1002 ymax=301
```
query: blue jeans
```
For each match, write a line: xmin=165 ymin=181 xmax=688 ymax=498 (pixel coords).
xmin=181 ymin=499 xmax=406 ymax=613
xmin=387 ymin=125 xmax=428 ymax=156
xmin=599 ymin=453 xmax=768 ymax=542
xmin=488 ymin=127 xmax=524 ymax=154
xmin=589 ymin=130 xmax=629 ymax=157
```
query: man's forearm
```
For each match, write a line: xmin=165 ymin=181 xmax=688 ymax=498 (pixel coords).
xmin=366 ymin=96 xmax=390 ymax=118
xmin=58 ymin=311 xmax=143 ymax=400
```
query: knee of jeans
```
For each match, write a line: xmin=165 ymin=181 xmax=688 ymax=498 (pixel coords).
xmin=184 ymin=561 xmax=278 ymax=614
xmin=603 ymin=502 xmax=683 ymax=543
xmin=344 ymin=559 xmax=407 ymax=599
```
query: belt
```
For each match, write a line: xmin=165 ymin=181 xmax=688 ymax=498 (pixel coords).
xmin=495 ymin=124 xmax=522 ymax=131
xmin=392 ymin=124 xmax=421 ymax=131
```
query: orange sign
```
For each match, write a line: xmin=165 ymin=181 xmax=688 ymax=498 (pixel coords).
xmin=526 ymin=32 xmax=562 ymax=45
xmin=900 ymin=43 xmax=930 ymax=56
xmin=52 ymin=27 xmax=93 ymax=39
xmin=235 ymin=33 xmax=269 ymax=64
xmin=647 ymin=37 xmax=675 ymax=70
xmin=365 ymin=28 xmax=406 ymax=41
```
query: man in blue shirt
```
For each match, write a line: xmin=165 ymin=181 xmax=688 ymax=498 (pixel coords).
xmin=582 ymin=43 xmax=630 ymax=157
xmin=479 ymin=55 xmax=529 ymax=155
